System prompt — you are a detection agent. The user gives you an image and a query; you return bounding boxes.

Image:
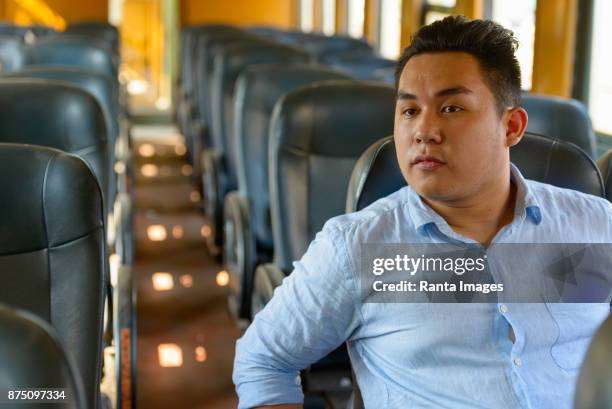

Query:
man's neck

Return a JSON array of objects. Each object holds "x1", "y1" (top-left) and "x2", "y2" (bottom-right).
[{"x1": 422, "y1": 180, "x2": 517, "y2": 246}]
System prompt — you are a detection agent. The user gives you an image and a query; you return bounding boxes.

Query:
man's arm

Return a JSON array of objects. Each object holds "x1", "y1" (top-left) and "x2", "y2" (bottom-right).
[{"x1": 233, "y1": 224, "x2": 361, "y2": 409}]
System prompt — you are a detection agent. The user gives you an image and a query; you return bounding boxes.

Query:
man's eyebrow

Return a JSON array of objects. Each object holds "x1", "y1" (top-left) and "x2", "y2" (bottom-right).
[
  {"x1": 396, "y1": 86, "x2": 474, "y2": 100},
  {"x1": 435, "y1": 86, "x2": 473, "y2": 97}
]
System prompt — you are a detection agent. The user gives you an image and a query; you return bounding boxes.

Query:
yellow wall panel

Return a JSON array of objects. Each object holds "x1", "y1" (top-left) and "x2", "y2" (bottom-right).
[
  {"x1": 531, "y1": 0, "x2": 577, "y2": 97},
  {"x1": 2, "y1": 0, "x2": 106, "y2": 28},
  {"x1": 45, "y1": 0, "x2": 107, "y2": 22},
  {"x1": 453, "y1": 0, "x2": 483, "y2": 19},
  {"x1": 400, "y1": 0, "x2": 422, "y2": 50},
  {"x1": 180, "y1": 0, "x2": 296, "y2": 29}
]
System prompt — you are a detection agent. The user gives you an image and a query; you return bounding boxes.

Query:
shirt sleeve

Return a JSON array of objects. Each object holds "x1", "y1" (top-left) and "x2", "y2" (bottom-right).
[{"x1": 233, "y1": 222, "x2": 361, "y2": 408}]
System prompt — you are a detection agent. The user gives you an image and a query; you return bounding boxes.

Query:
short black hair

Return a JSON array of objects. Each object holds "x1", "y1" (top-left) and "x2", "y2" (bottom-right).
[{"x1": 395, "y1": 15, "x2": 522, "y2": 115}]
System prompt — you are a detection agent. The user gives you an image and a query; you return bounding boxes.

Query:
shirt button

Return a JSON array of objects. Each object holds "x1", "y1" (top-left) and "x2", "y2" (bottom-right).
[
  {"x1": 499, "y1": 304, "x2": 509, "y2": 313},
  {"x1": 513, "y1": 357, "x2": 522, "y2": 367}
]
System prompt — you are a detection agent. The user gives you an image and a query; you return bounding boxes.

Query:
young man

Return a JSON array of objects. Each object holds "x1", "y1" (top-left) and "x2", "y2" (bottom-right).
[{"x1": 233, "y1": 16, "x2": 612, "y2": 408}]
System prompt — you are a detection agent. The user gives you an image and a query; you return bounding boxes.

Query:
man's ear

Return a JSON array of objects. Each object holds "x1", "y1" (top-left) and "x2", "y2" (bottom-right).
[{"x1": 505, "y1": 107, "x2": 528, "y2": 147}]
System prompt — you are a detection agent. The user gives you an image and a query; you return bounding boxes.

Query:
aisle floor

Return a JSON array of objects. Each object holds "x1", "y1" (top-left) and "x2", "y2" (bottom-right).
[{"x1": 132, "y1": 125, "x2": 241, "y2": 409}]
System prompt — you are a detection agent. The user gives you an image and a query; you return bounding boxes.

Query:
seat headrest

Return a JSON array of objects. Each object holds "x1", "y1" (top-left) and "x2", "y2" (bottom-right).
[
  {"x1": 0, "y1": 79, "x2": 108, "y2": 201},
  {"x1": 234, "y1": 65, "x2": 353, "y2": 248},
  {"x1": 0, "y1": 306, "x2": 85, "y2": 409},
  {"x1": 0, "y1": 143, "x2": 103, "y2": 254},
  {"x1": 523, "y1": 93, "x2": 596, "y2": 158},
  {"x1": 270, "y1": 81, "x2": 396, "y2": 271},
  {"x1": 65, "y1": 22, "x2": 119, "y2": 49},
  {"x1": 1, "y1": 67, "x2": 117, "y2": 130},
  {"x1": 236, "y1": 64, "x2": 353, "y2": 115},
  {"x1": 331, "y1": 55, "x2": 397, "y2": 81},
  {"x1": 271, "y1": 80, "x2": 396, "y2": 158},
  {"x1": 211, "y1": 41, "x2": 310, "y2": 155},
  {"x1": 299, "y1": 35, "x2": 373, "y2": 61},
  {"x1": 347, "y1": 132, "x2": 604, "y2": 213},
  {"x1": 24, "y1": 38, "x2": 115, "y2": 77}
]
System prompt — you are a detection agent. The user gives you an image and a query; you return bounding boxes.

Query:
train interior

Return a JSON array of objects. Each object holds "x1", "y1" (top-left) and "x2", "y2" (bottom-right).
[{"x1": 0, "y1": 0, "x2": 612, "y2": 408}]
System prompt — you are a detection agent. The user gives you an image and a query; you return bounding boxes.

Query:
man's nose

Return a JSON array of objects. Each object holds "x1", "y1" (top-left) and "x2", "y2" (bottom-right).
[{"x1": 413, "y1": 111, "x2": 442, "y2": 144}]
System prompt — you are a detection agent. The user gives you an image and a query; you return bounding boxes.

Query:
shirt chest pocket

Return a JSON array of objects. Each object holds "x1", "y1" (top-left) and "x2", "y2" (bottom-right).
[{"x1": 546, "y1": 303, "x2": 610, "y2": 371}]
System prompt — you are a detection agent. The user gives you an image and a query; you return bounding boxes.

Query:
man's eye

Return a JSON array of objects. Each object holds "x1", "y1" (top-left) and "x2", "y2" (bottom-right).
[
  {"x1": 442, "y1": 105, "x2": 462, "y2": 113},
  {"x1": 402, "y1": 108, "x2": 417, "y2": 117}
]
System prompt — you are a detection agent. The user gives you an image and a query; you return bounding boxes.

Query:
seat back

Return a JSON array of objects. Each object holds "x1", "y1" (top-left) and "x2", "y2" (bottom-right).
[
  {"x1": 0, "y1": 144, "x2": 105, "y2": 409},
  {"x1": 575, "y1": 314, "x2": 612, "y2": 409},
  {"x1": 235, "y1": 64, "x2": 352, "y2": 250},
  {"x1": 65, "y1": 22, "x2": 120, "y2": 55},
  {"x1": 284, "y1": 32, "x2": 374, "y2": 62},
  {"x1": 0, "y1": 305, "x2": 86, "y2": 409},
  {"x1": 0, "y1": 24, "x2": 32, "y2": 40},
  {"x1": 24, "y1": 37, "x2": 116, "y2": 78},
  {"x1": 347, "y1": 132, "x2": 604, "y2": 213},
  {"x1": 1, "y1": 67, "x2": 119, "y2": 207},
  {"x1": 598, "y1": 149, "x2": 612, "y2": 201},
  {"x1": 192, "y1": 29, "x2": 252, "y2": 142},
  {"x1": 323, "y1": 51, "x2": 396, "y2": 81},
  {"x1": 269, "y1": 81, "x2": 396, "y2": 271},
  {"x1": 211, "y1": 41, "x2": 310, "y2": 187},
  {"x1": 0, "y1": 35, "x2": 24, "y2": 72},
  {"x1": 523, "y1": 94, "x2": 596, "y2": 158},
  {"x1": 0, "y1": 79, "x2": 109, "y2": 211}
]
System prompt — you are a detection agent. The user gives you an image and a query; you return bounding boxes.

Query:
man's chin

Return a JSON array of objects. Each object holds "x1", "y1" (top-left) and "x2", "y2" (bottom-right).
[{"x1": 410, "y1": 184, "x2": 458, "y2": 203}]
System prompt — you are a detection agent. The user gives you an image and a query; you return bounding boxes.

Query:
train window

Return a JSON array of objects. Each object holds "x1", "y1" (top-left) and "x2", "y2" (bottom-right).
[
  {"x1": 588, "y1": 0, "x2": 612, "y2": 134},
  {"x1": 322, "y1": 0, "x2": 336, "y2": 35},
  {"x1": 489, "y1": 0, "x2": 536, "y2": 90},
  {"x1": 379, "y1": 0, "x2": 402, "y2": 59},
  {"x1": 301, "y1": 0, "x2": 314, "y2": 32},
  {"x1": 348, "y1": 0, "x2": 366, "y2": 38},
  {"x1": 422, "y1": 0, "x2": 456, "y2": 25}
]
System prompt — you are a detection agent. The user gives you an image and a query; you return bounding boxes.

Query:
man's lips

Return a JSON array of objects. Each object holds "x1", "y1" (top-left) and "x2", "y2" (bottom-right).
[{"x1": 411, "y1": 155, "x2": 445, "y2": 170}]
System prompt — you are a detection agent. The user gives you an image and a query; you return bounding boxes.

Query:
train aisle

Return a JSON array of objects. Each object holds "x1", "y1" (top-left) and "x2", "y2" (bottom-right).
[{"x1": 131, "y1": 123, "x2": 241, "y2": 409}]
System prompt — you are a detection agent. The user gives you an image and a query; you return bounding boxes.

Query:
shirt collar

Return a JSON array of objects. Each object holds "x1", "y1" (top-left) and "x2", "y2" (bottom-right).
[{"x1": 405, "y1": 163, "x2": 543, "y2": 237}]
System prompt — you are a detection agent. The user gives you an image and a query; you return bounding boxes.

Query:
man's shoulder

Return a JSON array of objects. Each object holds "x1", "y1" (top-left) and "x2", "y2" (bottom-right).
[
  {"x1": 322, "y1": 186, "x2": 415, "y2": 239},
  {"x1": 526, "y1": 179, "x2": 611, "y2": 216}
]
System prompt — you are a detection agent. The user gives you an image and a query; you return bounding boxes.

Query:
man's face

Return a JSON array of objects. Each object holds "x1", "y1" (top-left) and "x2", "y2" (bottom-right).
[{"x1": 394, "y1": 52, "x2": 511, "y2": 203}]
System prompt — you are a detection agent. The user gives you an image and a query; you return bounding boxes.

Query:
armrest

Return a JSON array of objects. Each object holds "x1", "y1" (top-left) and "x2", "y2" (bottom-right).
[
  {"x1": 113, "y1": 264, "x2": 136, "y2": 409},
  {"x1": 252, "y1": 263, "x2": 286, "y2": 317},
  {"x1": 113, "y1": 191, "x2": 134, "y2": 266},
  {"x1": 201, "y1": 149, "x2": 228, "y2": 258},
  {"x1": 223, "y1": 191, "x2": 256, "y2": 320}
]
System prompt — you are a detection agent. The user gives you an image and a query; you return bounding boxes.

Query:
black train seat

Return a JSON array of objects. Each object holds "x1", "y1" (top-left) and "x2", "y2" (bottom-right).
[
  {"x1": 0, "y1": 79, "x2": 136, "y2": 409},
  {"x1": 0, "y1": 305, "x2": 86, "y2": 409},
  {"x1": 0, "y1": 79, "x2": 109, "y2": 209},
  {"x1": 598, "y1": 149, "x2": 612, "y2": 201},
  {"x1": 223, "y1": 64, "x2": 352, "y2": 321},
  {"x1": 65, "y1": 21, "x2": 120, "y2": 57},
  {"x1": 250, "y1": 81, "x2": 396, "y2": 402},
  {"x1": 176, "y1": 25, "x2": 244, "y2": 140},
  {"x1": 322, "y1": 51, "x2": 397, "y2": 81},
  {"x1": 0, "y1": 143, "x2": 105, "y2": 409},
  {"x1": 523, "y1": 93, "x2": 597, "y2": 159},
  {"x1": 24, "y1": 36, "x2": 117, "y2": 79},
  {"x1": 278, "y1": 31, "x2": 374, "y2": 62},
  {"x1": 201, "y1": 40, "x2": 310, "y2": 257},
  {"x1": 186, "y1": 28, "x2": 256, "y2": 180}
]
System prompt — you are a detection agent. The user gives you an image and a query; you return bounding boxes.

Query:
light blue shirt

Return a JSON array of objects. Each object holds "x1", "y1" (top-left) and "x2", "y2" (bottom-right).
[{"x1": 233, "y1": 165, "x2": 612, "y2": 409}]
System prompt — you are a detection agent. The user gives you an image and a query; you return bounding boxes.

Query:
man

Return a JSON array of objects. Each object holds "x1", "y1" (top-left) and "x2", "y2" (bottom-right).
[{"x1": 233, "y1": 16, "x2": 612, "y2": 408}]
